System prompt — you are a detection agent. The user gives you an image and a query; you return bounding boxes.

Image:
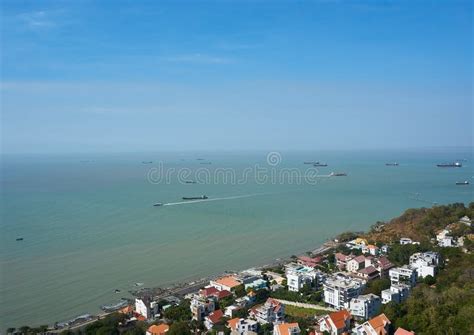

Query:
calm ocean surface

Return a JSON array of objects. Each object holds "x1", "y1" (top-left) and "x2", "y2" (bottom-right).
[{"x1": 1, "y1": 149, "x2": 473, "y2": 329}]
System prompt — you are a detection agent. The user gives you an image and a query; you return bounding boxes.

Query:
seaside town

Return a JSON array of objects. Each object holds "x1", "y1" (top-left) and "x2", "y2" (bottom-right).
[{"x1": 6, "y1": 203, "x2": 474, "y2": 335}]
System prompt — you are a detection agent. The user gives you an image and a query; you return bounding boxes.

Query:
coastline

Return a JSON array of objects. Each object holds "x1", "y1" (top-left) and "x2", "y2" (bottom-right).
[{"x1": 45, "y1": 238, "x2": 339, "y2": 332}]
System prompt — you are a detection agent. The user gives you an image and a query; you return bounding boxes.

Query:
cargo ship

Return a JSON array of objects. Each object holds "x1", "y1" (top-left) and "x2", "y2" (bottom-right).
[
  {"x1": 330, "y1": 172, "x2": 347, "y2": 176},
  {"x1": 456, "y1": 181, "x2": 469, "y2": 185},
  {"x1": 385, "y1": 162, "x2": 399, "y2": 166},
  {"x1": 153, "y1": 203, "x2": 163, "y2": 207},
  {"x1": 182, "y1": 195, "x2": 208, "y2": 200},
  {"x1": 437, "y1": 162, "x2": 462, "y2": 167},
  {"x1": 313, "y1": 163, "x2": 328, "y2": 167}
]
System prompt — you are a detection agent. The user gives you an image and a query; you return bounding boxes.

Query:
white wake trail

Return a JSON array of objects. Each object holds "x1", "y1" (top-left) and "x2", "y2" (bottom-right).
[{"x1": 163, "y1": 193, "x2": 266, "y2": 206}]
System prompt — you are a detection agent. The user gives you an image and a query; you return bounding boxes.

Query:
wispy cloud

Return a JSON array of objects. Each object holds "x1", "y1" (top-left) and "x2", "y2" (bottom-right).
[
  {"x1": 160, "y1": 53, "x2": 234, "y2": 64},
  {"x1": 17, "y1": 10, "x2": 56, "y2": 29}
]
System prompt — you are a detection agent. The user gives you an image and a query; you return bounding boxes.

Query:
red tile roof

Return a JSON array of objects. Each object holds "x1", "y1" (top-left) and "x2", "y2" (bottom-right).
[
  {"x1": 395, "y1": 327, "x2": 415, "y2": 335},
  {"x1": 368, "y1": 313, "x2": 391, "y2": 334},
  {"x1": 227, "y1": 317, "x2": 240, "y2": 330},
  {"x1": 147, "y1": 324, "x2": 169, "y2": 335},
  {"x1": 207, "y1": 309, "x2": 224, "y2": 324},
  {"x1": 200, "y1": 286, "x2": 219, "y2": 297},
  {"x1": 329, "y1": 309, "x2": 351, "y2": 330},
  {"x1": 358, "y1": 265, "x2": 379, "y2": 275},
  {"x1": 214, "y1": 289, "x2": 232, "y2": 299}
]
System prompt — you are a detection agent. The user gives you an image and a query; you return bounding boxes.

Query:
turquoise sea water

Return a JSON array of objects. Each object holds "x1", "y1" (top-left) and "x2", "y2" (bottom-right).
[{"x1": 1, "y1": 149, "x2": 473, "y2": 329}]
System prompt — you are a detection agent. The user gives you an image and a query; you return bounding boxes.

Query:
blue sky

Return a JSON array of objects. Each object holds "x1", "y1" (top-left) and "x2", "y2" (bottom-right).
[{"x1": 1, "y1": 0, "x2": 472, "y2": 153}]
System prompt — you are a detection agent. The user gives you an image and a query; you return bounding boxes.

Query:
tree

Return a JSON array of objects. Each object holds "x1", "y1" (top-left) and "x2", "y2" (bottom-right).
[
  {"x1": 423, "y1": 275, "x2": 436, "y2": 286},
  {"x1": 234, "y1": 284, "x2": 246, "y2": 298},
  {"x1": 7, "y1": 328, "x2": 16, "y2": 335},
  {"x1": 167, "y1": 321, "x2": 192, "y2": 335},
  {"x1": 19, "y1": 326, "x2": 31, "y2": 334}
]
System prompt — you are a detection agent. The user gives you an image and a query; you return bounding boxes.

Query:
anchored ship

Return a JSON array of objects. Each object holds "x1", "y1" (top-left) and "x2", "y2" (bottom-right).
[
  {"x1": 182, "y1": 195, "x2": 208, "y2": 200},
  {"x1": 437, "y1": 162, "x2": 462, "y2": 167}
]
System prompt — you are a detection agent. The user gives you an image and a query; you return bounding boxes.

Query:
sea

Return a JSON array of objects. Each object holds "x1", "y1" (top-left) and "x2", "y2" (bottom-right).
[{"x1": 1, "y1": 148, "x2": 473, "y2": 329}]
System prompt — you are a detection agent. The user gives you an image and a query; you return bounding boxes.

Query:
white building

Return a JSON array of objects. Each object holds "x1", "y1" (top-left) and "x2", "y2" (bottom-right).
[
  {"x1": 389, "y1": 266, "x2": 417, "y2": 287},
  {"x1": 273, "y1": 322, "x2": 301, "y2": 335},
  {"x1": 323, "y1": 273, "x2": 366, "y2": 309},
  {"x1": 227, "y1": 318, "x2": 258, "y2": 334},
  {"x1": 459, "y1": 216, "x2": 471, "y2": 226},
  {"x1": 347, "y1": 256, "x2": 366, "y2": 273},
  {"x1": 381, "y1": 284, "x2": 411, "y2": 304},
  {"x1": 285, "y1": 263, "x2": 318, "y2": 292},
  {"x1": 399, "y1": 238, "x2": 419, "y2": 245},
  {"x1": 249, "y1": 298, "x2": 285, "y2": 325},
  {"x1": 135, "y1": 297, "x2": 158, "y2": 320},
  {"x1": 352, "y1": 313, "x2": 391, "y2": 335},
  {"x1": 190, "y1": 294, "x2": 216, "y2": 321},
  {"x1": 346, "y1": 293, "x2": 381, "y2": 320},
  {"x1": 409, "y1": 251, "x2": 440, "y2": 278}
]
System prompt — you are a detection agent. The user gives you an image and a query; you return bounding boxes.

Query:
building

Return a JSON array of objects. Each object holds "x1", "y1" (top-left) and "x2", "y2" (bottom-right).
[
  {"x1": 399, "y1": 238, "x2": 419, "y2": 245},
  {"x1": 249, "y1": 298, "x2": 285, "y2": 324},
  {"x1": 346, "y1": 294, "x2": 381, "y2": 320},
  {"x1": 409, "y1": 251, "x2": 440, "y2": 278},
  {"x1": 394, "y1": 327, "x2": 415, "y2": 335},
  {"x1": 373, "y1": 256, "x2": 394, "y2": 278},
  {"x1": 353, "y1": 313, "x2": 391, "y2": 335},
  {"x1": 146, "y1": 324, "x2": 169, "y2": 335},
  {"x1": 357, "y1": 266, "x2": 380, "y2": 281},
  {"x1": 459, "y1": 215, "x2": 471, "y2": 226},
  {"x1": 204, "y1": 309, "x2": 224, "y2": 330},
  {"x1": 244, "y1": 278, "x2": 268, "y2": 291},
  {"x1": 266, "y1": 271, "x2": 286, "y2": 285},
  {"x1": 210, "y1": 276, "x2": 242, "y2": 291},
  {"x1": 273, "y1": 322, "x2": 301, "y2": 335},
  {"x1": 318, "y1": 309, "x2": 352, "y2": 335},
  {"x1": 362, "y1": 244, "x2": 379, "y2": 256},
  {"x1": 389, "y1": 266, "x2": 417, "y2": 287},
  {"x1": 323, "y1": 273, "x2": 366, "y2": 309},
  {"x1": 381, "y1": 245, "x2": 390, "y2": 254},
  {"x1": 381, "y1": 284, "x2": 411, "y2": 304},
  {"x1": 347, "y1": 256, "x2": 366, "y2": 273},
  {"x1": 135, "y1": 297, "x2": 158, "y2": 319},
  {"x1": 190, "y1": 294, "x2": 216, "y2": 321},
  {"x1": 335, "y1": 253, "x2": 353, "y2": 270},
  {"x1": 297, "y1": 255, "x2": 322, "y2": 267},
  {"x1": 286, "y1": 263, "x2": 318, "y2": 292},
  {"x1": 227, "y1": 318, "x2": 258, "y2": 334}
]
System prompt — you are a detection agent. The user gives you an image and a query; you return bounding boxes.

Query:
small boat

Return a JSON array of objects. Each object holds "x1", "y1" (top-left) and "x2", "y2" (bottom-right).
[
  {"x1": 437, "y1": 162, "x2": 462, "y2": 167},
  {"x1": 16, "y1": 237, "x2": 24, "y2": 241},
  {"x1": 385, "y1": 162, "x2": 399, "y2": 166},
  {"x1": 142, "y1": 161, "x2": 153, "y2": 164},
  {"x1": 114, "y1": 289, "x2": 121, "y2": 293},
  {"x1": 200, "y1": 162, "x2": 212, "y2": 165},
  {"x1": 182, "y1": 195, "x2": 208, "y2": 200},
  {"x1": 153, "y1": 203, "x2": 163, "y2": 207},
  {"x1": 185, "y1": 180, "x2": 197, "y2": 184},
  {"x1": 134, "y1": 282, "x2": 144, "y2": 287},
  {"x1": 456, "y1": 181, "x2": 469, "y2": 185}
]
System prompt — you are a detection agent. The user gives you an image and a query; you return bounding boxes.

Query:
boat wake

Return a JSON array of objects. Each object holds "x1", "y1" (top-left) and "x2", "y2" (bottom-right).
[{"x1": 163, "y1": 193, "x2": 267, "y2": 206}]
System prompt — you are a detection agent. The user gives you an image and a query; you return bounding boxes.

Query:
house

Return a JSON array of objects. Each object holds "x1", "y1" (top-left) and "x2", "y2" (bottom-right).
[
  {"x1": 244, "y1": 278, "x2": 268, "y2": 291},
  {"x1": 318, "y1": 309, "x2": 352, "y2": 335},
  {"x1": 389, "y1": 266, "x2": 417, "y2": 287},
  {"x1": 357, "y1": 266, "x2": 380, "y2": 281},
  {"x1": 459, "y1": 215, "x2": 471, "y2": 226},
  {"x1": 249, "y1": 298, "x2": 285, "y2": 324},
  {"x1": 266, "y1": 271, "x2": 286, "y2": 285},
  {"x1": 190, "y1": 294, "x2": 216, "y2": 321},
  {"x1": 335, "y1": 253, "x2": 353, "y2": 270},
  {"x1": 135, "y1": 297, "x2": 158, "y2": 319},
  {"x1": 347, "y1": 255, "x2": 367, "y2": 273},
  {"x1": 297, "y1": 255, "x2": 322, "y2": 267},
  {"x1": 286, "y1": 263, "x2": 318, "y2": 292},
  {"x1": 273, "y1": 322, "x2": 301, "y2": 335},
  {"x1": 381, "y1": 245, "x2": 390, "y2": 254},
  {"x1": 373, "y1": 256, "x2": 394, "y2": 278},
  {"x1": 353, "y1": 313, "x2": 391, "y2": 335},
  {"x1": 227, "y1": 318, "x2": 258, "y2": 334},
  {"x1": 394, "y1": 327, "x2": 415, "y2": 335},
  {"x1": 400, "y1": 238, "x2": 419, "y2": 245},
  {"x1": 346, "y1": 294, "x2": 381, "y2": 320},
  {"x1": 210, "y1": 276, "x2": 242, "y2": 291},
  {"x1": 235, "y1": 291, "x2": 257, "y2": 307},
  {"x1": 323, "y1": 273, "x2": 366, "y2": 309},
  {"x1": 225, "y1": 305, "x2": 242, "y2": 318},
  {"x1": 409, "y1": 251, "x2": 440, "y2": 278},
  {"x1": 146, "y1": 324, "x2": 169, "y2": 335},
  {"x1": 204, "y1": 309, "x2": 224, "y2": 330},
  {"x1": 362, "y1": 245, "x2": 379, "y2": 256},
  {"x1": 381, "y1": 284, "x2": 411, "y2": 304}
]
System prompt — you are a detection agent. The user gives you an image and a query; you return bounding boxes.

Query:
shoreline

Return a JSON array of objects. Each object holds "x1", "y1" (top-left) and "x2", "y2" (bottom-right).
[{"x1": 45, "y1": 238, "x2": 339, "y2": 332}]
